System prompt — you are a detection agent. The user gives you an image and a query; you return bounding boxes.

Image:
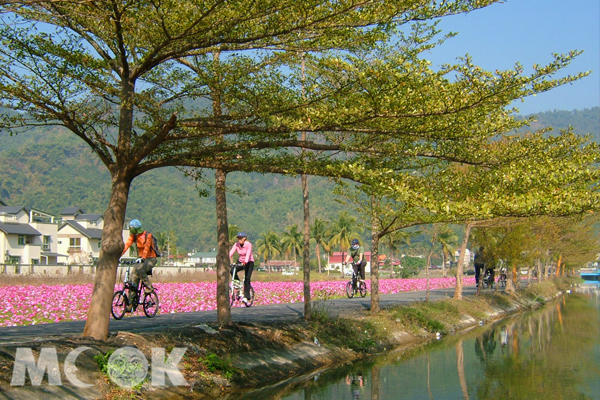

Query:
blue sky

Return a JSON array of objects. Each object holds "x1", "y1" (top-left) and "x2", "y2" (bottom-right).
[{"x1": 426, "y1": 0, "x2": 599, "y2": 115}]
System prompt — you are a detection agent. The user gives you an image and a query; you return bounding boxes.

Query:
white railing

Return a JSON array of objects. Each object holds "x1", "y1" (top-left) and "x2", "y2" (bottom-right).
[{"x1": 0, "y1": 263, "x2": 213, "y2": 276}]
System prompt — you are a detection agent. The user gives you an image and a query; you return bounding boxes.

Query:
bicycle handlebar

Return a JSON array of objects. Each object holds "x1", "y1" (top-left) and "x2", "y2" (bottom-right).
[{"x1": 343, "y1": 261, "x2": 361, "y2": 266}]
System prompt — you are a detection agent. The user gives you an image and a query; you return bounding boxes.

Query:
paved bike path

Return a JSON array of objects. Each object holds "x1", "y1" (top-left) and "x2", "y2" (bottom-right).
[{"x1": 0, "y1": 285, "x2": 479, "y2": 343}]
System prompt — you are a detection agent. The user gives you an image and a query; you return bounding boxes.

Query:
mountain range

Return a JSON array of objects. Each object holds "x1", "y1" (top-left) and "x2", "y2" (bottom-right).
[{"x1": 1, "y1": 107, "x2": 598, "y2": 251}]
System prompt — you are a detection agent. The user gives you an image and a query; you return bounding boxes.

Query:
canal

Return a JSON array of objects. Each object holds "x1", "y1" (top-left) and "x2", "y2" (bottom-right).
[{"x1": 242, "y1": 282, "x2": 600, "y2": 400}]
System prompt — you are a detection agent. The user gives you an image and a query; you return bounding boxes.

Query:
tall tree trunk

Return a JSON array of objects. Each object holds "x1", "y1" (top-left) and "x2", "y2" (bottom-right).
[
  {"x1": 83, "y1": 75, "x2": 136, "y2": 341},
  {"x1": 82, "y1": 179, "x2": 130, "y2": 340},
  {"x1": 505, "y1": 262, "x2": 516, "y2": 293},
  {"x1": 316, "y1": 244, "x2": 322, "y2": 274},
  {"x1": 456, "y1": 340, "x2": 470, "y2": 400},
  {"x1": 371, "y1": 234, "x2": 380, "y2": 313},
  {"x1": 215, "y1": 169, "x2": 231, "y2": 326},
  {"x1": 453, "y1": 223, "x2": 473, "y2": 300},
  {"x1": 300, "y1": 52, "x2": 311, "y2": 319},
  {"x1": 426, "y1": 236, "x2": 435, "y2": 302},
  {"x1": 302, "y1": 172, "x2": 311, "y2": 319},
  {"x1": 427, "y1": 354, "x2": 433, "y2": 400},
  {"x1": 371, "y1": 365, "x2": 380, "y2": 400},
  {"x1": 440, "y1": 250, "x2": 445, "y2": 278},
  {"x1": 370, "y1": 198, "x2": 381, "y2": 314},
  {"x1": 442, "y1": 249, "x2": 448, "y2": 278},
  {"x1": 211, "y1": 52, "x2": 231, "y2": 326}
]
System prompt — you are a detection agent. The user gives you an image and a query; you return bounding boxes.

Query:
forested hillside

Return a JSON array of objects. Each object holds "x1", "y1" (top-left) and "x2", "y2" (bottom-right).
[
  {"x1": 522, "y1": 107, "x2": 599, "y2": 141},
  {"x1": 0, "y1": 128, "x2": 348, "y2": 251},
  {"x1": 1, "y1": 107, "x2": 598, "y2": 252}
]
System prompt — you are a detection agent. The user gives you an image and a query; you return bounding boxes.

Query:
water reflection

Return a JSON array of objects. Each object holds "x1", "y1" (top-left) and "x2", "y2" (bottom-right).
[{"x1": 242, "y1": 285, "x2": 600, "y2": 400}]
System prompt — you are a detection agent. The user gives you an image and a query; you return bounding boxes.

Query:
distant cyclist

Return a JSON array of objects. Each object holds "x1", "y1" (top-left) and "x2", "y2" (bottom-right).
[
  {"x1": 121, "y1": 219, "x2": 158, "y2": 310},
  {"x1": 229, "y1": 231, "x2": 255, "y2": 305},
  {"x1": 344, "y1": 238, "x2": 366, "y2": 282},
  {"x1": 474, "y1": 246, "x2": 485, "y2": 287}
]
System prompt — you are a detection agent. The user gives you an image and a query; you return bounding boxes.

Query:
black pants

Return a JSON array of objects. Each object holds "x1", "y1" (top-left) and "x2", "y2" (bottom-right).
[
  {"x1": 475, "y1": 264, "x2": 484, "y2": 285},
  {"x1": 232, "y1": 261, "x2": 254, "y2": 299},
  {"x1": 353, "y1": 260, "x2": 366, "y2": 280}
]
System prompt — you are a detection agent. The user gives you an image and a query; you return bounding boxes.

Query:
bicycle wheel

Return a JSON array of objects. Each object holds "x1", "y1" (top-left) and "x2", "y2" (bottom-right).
[
  {"x1": 111, "y1": 291, "x2": 127, "y2": 320},
  {"x1": 358, "y1": 281, "x2": 367, "y2": 298},
  {"x1": 244, "y1": 287, "x2": 255, "y2": 307},
  {"x1": 346, "y1": 281, "x2": 355, "y2": 298},
  {"x1": 143, "y1": 291, "x2": 159, "y2": 318}
]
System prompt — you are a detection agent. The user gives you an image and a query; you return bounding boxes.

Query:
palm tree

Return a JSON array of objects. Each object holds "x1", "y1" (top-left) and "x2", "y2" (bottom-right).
[
  {"x1": 329, "y1": 211, "x2": 362, "y2": 277},
  {"x1": 380, "y1": 231, "x2": 411, "y2": 278},
  {"x1": 437, "y1": 225, "x2": 458, "y2": 278},
  {"x1": 228, "y1": 224, "x2": 240, "y2": 245},
  {"x1": 281, "y1": 224, "x2": 303, "y2": 269},
  {"x1": 256, "y1": 230, "x2": 282, "y2": 273},
  {"x1": 310, "y1": 218, "x2": 331, "y2": 274}
]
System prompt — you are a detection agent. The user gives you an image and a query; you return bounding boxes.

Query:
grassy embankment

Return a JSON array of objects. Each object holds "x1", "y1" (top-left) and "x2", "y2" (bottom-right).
[{"x1": 100, "y1": 277, "x2": 575, "y2": 398}]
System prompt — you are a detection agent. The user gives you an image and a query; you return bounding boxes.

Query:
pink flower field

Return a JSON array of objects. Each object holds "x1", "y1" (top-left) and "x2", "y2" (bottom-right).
[{"x1": 0, "y1": 277, "x2": 474, "y2": 327}]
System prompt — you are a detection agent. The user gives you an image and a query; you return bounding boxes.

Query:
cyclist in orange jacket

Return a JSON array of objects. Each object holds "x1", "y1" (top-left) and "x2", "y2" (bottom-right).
[{"x1": 121, "y1": 219, "x2": 158, "y2": 310}]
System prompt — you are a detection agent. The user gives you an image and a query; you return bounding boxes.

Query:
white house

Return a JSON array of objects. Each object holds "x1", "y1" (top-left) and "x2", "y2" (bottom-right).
[
  {"x1": 185, "y1": 251, "x2": 217, "y2": 267},
  {"x1": 327, "y1": 252, "x2": 372, "y2": 275},
  {"x1": 0, "y1": 206, "x2": 65, "y2": 265},
  {"x1": 29, "y1": 208, "x2": 63, "y2": 265},
  {"x1": 454, "y1": 248, "x2": 472, "y2": 268},
  {"x1": 57, "y1": 208, "x2": 104, "y2": 265},
  {"x1": 0, "y1": 202, "x2": 153, "y2": 272}
]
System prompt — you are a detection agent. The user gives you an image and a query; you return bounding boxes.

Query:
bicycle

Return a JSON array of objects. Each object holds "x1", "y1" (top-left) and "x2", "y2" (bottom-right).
[
  {"x1": 345, "y1": 263, "x2": 367, "y2": 299},
  {"x1": 229, "y1": 262, "x2": 255, "y2": 307},
  {"x1": 482, "y1": 268, "x2": 495, "y2": 289},
  {"x1": 111, "y1": 260, "x2": 160, "y2": 319}
]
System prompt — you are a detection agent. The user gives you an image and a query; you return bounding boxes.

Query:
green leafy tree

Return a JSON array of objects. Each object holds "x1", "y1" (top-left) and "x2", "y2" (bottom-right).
[
  {"x1": 152, "y1": 230, "x2": 178, "y2": 261},
  {"x1": 281, "y1": 224, "x2": 303, "y2": 268},
  {"x1": 437, "y1": 225, "x2": 459, "y2": 278},
  {"x1": 256, "y1": 230, "x2": 282, "y2": 273},
  {"x1": 400, "y1": 256, "x2": 424, "y2": 278},
  {"x1": 2, "y1": 0, "x2": 427, "y2": 335},
  {"x1": 1, "y1": 0, "x2": 594, "y2": 339},
  {"x1": 310, "y1": 218, "x2": 331, "y2": 274},
  {"x1": 380, "y1": 230, "x2": 413, "y2": 278},
  {"x1": 329, "y1": 211, "x2": 362, "y2": 277},
  {"x1": 228, "y1": 224, "x2": 240, "y2": 246}
]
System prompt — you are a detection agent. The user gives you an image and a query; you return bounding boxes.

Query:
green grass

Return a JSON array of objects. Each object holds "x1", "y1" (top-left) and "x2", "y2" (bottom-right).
[{"x1": 200, "y1": 353, "x2": 239, "y2": 380}]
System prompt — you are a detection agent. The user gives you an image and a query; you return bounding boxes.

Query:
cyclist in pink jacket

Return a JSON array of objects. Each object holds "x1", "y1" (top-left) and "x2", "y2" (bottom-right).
[{"x1": 229, "y1": 231, "x2": 255, "y2": 304}]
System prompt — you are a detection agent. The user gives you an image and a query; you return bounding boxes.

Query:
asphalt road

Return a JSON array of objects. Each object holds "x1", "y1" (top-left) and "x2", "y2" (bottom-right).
[{"x1": 0, "y1": 285, "x2": 480, "y2": 344}]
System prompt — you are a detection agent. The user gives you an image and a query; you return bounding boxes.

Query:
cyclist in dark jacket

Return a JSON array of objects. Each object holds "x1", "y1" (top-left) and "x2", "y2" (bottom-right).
[
  {"x1": 474, "y1": 246, "x2": 485, "y2": 287},
  {"x1": 344, "y1": 238, "x2": 366, "y2": 281}
]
